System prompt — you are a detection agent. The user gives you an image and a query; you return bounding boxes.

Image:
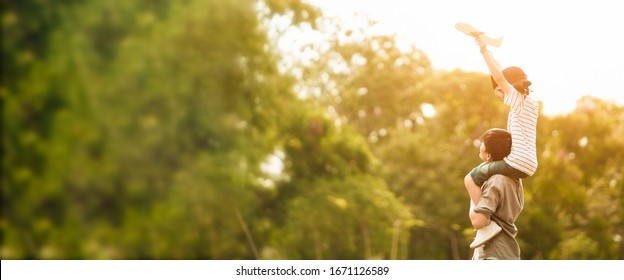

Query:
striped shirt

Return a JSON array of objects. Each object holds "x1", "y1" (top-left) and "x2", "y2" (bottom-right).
[{"x1": 503, "y1": 88, "x2": 538, "y2": 176}]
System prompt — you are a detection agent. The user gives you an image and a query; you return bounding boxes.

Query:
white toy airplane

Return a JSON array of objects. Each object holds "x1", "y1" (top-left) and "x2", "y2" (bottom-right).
[{"x1": 455, "y1": 22, "x2": 503, "y2": 47}]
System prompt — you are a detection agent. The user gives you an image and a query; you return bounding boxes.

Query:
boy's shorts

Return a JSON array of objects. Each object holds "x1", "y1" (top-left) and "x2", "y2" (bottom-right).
[{"x1": 469, "y1": 160, "x2": 528, "y2": 186}]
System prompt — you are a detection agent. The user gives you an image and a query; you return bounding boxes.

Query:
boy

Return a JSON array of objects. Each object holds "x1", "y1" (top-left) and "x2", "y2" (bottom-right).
[{"x1": 465, "y1": 38, "x2": 539, "y2": 249}]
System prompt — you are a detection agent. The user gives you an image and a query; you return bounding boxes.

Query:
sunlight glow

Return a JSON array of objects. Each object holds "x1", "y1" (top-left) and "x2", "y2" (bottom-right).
[
  {"x1": 260, "y1": 150, "x2": 285, "y2": 177},
  {"x1": 578, "y1": 137, "x2": 589, "y2": 148},
  {"x1": 308, "y1": 0, "x2": 624, "y2": 116},
  {"x1": 420, "y1": 103, "x2": 436, "y2": 118}
]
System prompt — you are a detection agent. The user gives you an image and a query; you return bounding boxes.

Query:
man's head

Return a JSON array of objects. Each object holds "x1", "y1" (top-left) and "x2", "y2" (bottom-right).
[
  {"x1": 479, "y1": 128, "x2": 512, "y2": 162},
  {"x1": 490, "y1": 66, "x2": 532, "y2": 95}
]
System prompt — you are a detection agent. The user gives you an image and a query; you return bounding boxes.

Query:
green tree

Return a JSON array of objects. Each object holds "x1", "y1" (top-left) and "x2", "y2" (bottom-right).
[
  {"x1": 273, "y1": 110, "x2": 412, "y2": 259},
  {"x1": 2, "y1": 0, "x2": 319, "y2": 259}
]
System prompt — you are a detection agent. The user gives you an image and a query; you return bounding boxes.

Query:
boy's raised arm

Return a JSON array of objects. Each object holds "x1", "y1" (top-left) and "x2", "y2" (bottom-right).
[{"x1": 477, "y1": 39, "x2": 512, "y2": 95}]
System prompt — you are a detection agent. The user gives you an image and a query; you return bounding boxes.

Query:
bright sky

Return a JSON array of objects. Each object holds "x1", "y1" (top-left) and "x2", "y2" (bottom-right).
[{"x1": 307, "y1": 0, "x2": 624, "y2": 116}]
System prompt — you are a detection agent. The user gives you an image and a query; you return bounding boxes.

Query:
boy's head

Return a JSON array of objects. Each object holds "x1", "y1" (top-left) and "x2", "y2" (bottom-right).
[
  {"x1": 479, "y1": 128, "x2": 512, "y2": 162},
  {"x1": 490, "y1": 66, "x2": 532, "y2": 95}
]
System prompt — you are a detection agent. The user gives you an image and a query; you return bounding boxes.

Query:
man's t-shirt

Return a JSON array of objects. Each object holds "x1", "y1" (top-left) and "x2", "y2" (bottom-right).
[{"x1": 473, "y1": 175, "x2": 525, "y2": 260}]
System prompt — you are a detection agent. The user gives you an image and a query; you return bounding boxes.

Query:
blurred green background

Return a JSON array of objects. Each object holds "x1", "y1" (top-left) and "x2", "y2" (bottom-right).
[{"x1": 2, "y1": 0, "x2": 623, "y2": 259}]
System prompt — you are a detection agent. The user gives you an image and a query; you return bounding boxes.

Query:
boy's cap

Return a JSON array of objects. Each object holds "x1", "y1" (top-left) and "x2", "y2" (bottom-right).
[{"x1": 491, "y1": 66, "x2": 532, "y2": 89}]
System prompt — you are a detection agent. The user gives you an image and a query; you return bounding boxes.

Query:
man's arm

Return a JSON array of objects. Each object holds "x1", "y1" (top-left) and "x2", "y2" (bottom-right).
[
  {"x1": 477, "y1": 39, "x2": 512, "y2": 95},
  {"x1": 469, "y1": 175, "x2": 506, "y2": 230},
  {"x1": 469, "y1": 210, "x2": 489, "y2": 230}
]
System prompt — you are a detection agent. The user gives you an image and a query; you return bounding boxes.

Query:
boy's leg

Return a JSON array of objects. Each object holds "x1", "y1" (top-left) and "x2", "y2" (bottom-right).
[{"x1": 465, "y1": 161, "x2": 514, "y2": 204}]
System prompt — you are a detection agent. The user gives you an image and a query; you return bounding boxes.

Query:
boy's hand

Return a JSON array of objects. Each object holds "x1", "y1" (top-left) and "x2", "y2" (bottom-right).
[{"x1": 475, "y1": 38, "x2": 487, "y2": 53}]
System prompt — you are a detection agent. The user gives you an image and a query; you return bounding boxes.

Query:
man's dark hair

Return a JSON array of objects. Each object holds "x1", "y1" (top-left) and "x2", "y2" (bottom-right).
[{"x1": 481, "y1": 128, "x2": 512, "y2": 161}]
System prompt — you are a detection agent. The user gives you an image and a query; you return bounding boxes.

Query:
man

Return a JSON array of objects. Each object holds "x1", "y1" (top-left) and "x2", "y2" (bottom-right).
[{"x1": 470, "y1": 174, "x2": 524, "y2": 260}]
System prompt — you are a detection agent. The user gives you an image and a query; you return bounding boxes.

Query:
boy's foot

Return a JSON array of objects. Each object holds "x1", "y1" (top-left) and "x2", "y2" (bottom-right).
[{"x1": 470, "y1": 221, "x2": 502, "y2": 249}]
